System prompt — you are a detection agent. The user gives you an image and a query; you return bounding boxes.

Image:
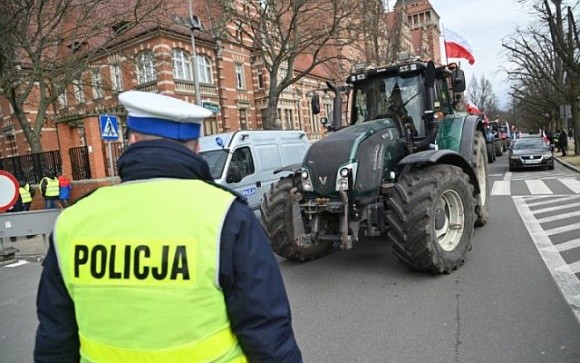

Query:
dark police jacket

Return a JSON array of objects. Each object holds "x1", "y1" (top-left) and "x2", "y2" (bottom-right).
[{"x1": 34, "y1": 139, "x2": 302, "y2": 363}]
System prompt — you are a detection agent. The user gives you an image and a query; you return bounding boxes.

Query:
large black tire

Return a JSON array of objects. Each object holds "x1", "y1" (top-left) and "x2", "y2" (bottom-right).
[
  {"x1": 486, "y1": 143, "x2": 495, "y2": 163},
  {"x1": 473, "y1": 131, "x2": 490, "y2": 227},
  {"x1": 386, "y1": 165, "x2": 476, "y2": 274},
  {"x1": 260, "y1": 176, "x2": 334, "y2": 261},
  {"x1": 495, "y1": 140, "x2": 503, "y2": 156}
]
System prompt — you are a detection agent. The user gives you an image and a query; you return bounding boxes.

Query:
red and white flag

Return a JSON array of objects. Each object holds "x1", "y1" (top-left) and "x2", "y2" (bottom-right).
[
  {"x1": 444, "y1": 27, "x2": 475, "y2": 65},
  {"x1": 542, "y1": 129, "x2": 549, "y2": 143}
]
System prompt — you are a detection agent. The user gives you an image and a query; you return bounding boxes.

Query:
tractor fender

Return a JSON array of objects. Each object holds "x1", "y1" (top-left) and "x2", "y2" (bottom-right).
[
  {"x1": 396, "y1": 149, "x2": 480, "y2": 194},
  {"x1": 459, "y1": 115, "x2": 486, "y2": 161}
]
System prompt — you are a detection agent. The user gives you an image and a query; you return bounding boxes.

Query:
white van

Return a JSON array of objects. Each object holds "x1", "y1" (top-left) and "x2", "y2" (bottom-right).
[{"x1": 199, "y1": 130, "x2": 310, "y2": 211}]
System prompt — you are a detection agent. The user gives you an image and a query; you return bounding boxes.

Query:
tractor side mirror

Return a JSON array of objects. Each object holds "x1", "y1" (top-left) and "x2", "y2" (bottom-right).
[
  {"x1": 320, "y1": 116, "x2": 328, "y2": 126},
  {"x1": 452, "y1": 69, "x2": 466, "y2": 93}
]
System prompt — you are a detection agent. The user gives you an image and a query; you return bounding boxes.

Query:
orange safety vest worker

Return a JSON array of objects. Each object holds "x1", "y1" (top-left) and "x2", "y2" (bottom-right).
[{"x1": 53, "y1": 179, "x2": 247, "y2": 362}]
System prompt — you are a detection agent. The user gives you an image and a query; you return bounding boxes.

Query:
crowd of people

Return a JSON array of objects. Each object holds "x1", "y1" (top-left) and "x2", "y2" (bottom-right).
[{"x1": 8, "y1": 171, "x2": 72, "y2": 213}]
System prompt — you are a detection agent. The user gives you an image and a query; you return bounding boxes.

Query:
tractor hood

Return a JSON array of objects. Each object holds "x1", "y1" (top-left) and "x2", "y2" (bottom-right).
[{"x1": 302, "y1": 119, "x2": 406, "y2": 196}]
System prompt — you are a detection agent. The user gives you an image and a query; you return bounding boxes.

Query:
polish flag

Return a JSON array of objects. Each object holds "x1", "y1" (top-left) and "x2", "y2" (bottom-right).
[
  {"x1": 444, "y1": 27, "x2": 475, "y2": 65},
  {"x1": 542, "y1": 129, "x2": 549, "y2": 143}
]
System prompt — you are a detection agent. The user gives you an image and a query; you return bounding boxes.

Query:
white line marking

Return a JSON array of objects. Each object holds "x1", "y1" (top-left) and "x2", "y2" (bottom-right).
[
  {"x1": 525, "y1": 180, "x2": 553, "y2": 195},
  {"x1": 489, "y1": 173, "x2": 503, "y2": 177},
  {"x1": 513, "y1": 196, "x2": 580, "y2": 323},
  {"x1": 4, "y1": 260, "x2": 29, "y2": 268},
  {"x1": 545, "y1": 223, "x2": 580, "y2": 236},
  {"x1": 532, "y1": 201, "x2": 580, "y2": 215},
  {"x1": 491, "y1": 181, "x2": 511, "y2": 195},
  {"x1": 503, "y1": 172, "x2": 512, "y2": 181},
  {"x1": 563, "y1": 261, "x2": 580, "y2": 274},
  {"x1": 527, "y1": 196, "x2": 577, "y2": 207},
  {"x1": 560, "y1": 179, "x2": 580, "y2": 194},
  {"x1": 537, "y1": 210, "x2": 580, "y2": 223},
  {"x1": 556, "y1": 239, "x2": 580, "y2": 252}
]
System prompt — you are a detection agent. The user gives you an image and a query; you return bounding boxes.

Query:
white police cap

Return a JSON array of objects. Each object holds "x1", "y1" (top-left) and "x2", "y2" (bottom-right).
[{"x1": 119, "y1": 91, "x2": 212, "y2": 141}]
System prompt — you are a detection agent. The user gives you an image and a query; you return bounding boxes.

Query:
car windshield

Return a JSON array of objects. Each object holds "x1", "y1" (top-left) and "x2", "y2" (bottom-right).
[
  {"x1": 513, "y1": 138, "x2": 546, "y2": 150},
  {"x1": 199, "y1": 149, "x2": 229, "y2": 179}
]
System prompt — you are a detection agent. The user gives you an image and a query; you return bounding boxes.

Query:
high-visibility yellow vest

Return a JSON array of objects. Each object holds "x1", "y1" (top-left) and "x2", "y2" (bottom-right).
[
  {"x1": 54, "y1": 179, "x2": 247, "y2": 363},
  {"x1": 19, "y1": 183, "x2": 32, "y2": 203},
  {"x1": 42, "y1": 177, "x2": 59, "y2": 197}
]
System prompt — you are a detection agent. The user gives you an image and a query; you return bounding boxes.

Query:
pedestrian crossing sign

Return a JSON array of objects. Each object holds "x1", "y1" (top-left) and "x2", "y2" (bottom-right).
[{"x1": 99, "y1": 115, "x2": 119, "y2": 141}]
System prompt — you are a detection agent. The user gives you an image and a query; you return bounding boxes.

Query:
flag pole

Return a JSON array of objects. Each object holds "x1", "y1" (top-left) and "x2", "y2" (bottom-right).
[{"x1": 442, "y1": 23, "x2": 449, "y2": 65}]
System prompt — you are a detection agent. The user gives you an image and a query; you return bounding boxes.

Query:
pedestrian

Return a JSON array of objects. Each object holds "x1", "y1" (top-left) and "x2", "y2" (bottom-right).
[
  {"x1": 34, "y1": 91, "x2": 302, "y2": 363},
  {"x1": 559, "y1": 129, "x2": 568, "y2": 156},
  {"x1": 57, "y1": 174, "x2": 72, "y2": 208},
  {"x1": 39, "y1": 171, "x2": 59, "y2": 209},
  {"x1": 19, "y1": 179, "x2": 35, "y2": 211}
]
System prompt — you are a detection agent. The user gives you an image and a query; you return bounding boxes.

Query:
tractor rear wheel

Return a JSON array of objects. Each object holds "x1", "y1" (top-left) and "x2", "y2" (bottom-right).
[
  {"x1": 473, "y1": 131, "x2": 490, "y2": 227},
  {"x1": 260, "y1": 176, "x2": 335, "y2": 261},
  {"x1": 386, "y1": 165, "x2": 476, "y2": 274}
]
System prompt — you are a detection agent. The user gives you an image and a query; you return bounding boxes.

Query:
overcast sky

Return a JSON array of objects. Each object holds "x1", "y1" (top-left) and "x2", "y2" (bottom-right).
[{"x1": 427, "y1": 0, "x2": 537, "y2": 108}]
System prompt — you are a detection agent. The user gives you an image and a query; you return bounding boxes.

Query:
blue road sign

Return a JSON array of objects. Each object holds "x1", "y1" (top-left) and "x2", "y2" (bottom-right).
[{"x1": 99, "y1": 115, "x2": 119, "y2": 141}]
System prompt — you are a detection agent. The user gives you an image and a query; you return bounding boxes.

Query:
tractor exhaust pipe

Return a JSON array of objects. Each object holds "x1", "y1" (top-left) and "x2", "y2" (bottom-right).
[{"x1": 326, "y1": 81, "x2": 343, "y2": 131}]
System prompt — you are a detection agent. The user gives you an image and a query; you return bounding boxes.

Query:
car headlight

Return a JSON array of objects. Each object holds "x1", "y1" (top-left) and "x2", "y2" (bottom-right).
[
  {"x1": 301, "y1": 168, "x2": 313, "y2": 192},
  {"x1": 335, "y1": 162, "x2": 358, "y2": 191},
  {"x1": 509, "y1": 155, "x2": 519, "y2": 160},
  {"x1": 543, "y1": 152, "x2": 553, "y2": 159}
]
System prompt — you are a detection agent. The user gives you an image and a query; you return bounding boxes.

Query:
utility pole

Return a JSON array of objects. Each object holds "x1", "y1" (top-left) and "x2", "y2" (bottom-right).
[{"x1": 188, "y1": 0, "x2": 202, "y2": 106}]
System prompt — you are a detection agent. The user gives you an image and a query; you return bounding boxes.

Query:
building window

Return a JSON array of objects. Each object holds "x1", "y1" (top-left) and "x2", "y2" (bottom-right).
[
  {"x1": 284, "y1": 109, "x2": 293, "y2": 130},
  {"x1": 73, "y1": 79, "x2": 84, "y2": 103},
  {"x1": 172, "y1": 49, "x2": 192, "y2": 81},
  {"x1": 325, "y1": 102, "x2": 333, "y2": 125},
  {"x1": 258, "y1": 73, "x2": 264, "y2": 89},
  {"x1": 235, "y1": 63, "x2": 245, "y2": 89},
  {"x1": 110, "y1": 64, "x2": 124, "y2": 91},
  {"x1": 239, "y1": 108, "x2": 248, "y2": 130},
  {"x1": 196, "y1": 55, "x2": 212, "y2": 84},
  {"x1": 92, "y1": 69, "x2": 103, "y2": 99},
  {"x1": 136, "y1": 51, "x2": 157, "y2": 84},
  {"x1": 58, "y1": 92, "x2": 68, "y2": 108}
]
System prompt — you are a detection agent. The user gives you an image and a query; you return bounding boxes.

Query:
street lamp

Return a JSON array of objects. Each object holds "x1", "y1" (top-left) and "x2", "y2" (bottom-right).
[{"x1": 188, "y1": 0, "x2": 202, "y2": 106}]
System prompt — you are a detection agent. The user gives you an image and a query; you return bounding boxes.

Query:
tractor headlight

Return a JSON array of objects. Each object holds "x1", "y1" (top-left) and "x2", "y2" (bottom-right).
[
  {"x1": 301, "y1": 168, "x2": 313, "y2": 191},
  {"x1": 335, "y1": 162, "x2": 358, "y2": 191}
]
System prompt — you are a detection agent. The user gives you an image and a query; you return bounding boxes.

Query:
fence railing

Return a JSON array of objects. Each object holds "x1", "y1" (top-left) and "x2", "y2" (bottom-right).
[
  {"x1": 104, "y1": 142, "x2": 126, "y2": 177},
  {"x1": 0, "y1": 151, "x2": 61, "y2": 184},
  {"x1": 69, "y1": 146, "x2": 91, "y2": 180}
]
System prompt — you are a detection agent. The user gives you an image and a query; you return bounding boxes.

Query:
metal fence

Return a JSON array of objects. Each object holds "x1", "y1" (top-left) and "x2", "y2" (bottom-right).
[
  {"x1": 104, "y1": 142, "x2": 126, "y2": 177},
  {"x1": 69, "y1": 146, "x2": 91, "y2": 180},
  {"x1": 0, "y1": 151, "x2": 61, "y2": 183}
]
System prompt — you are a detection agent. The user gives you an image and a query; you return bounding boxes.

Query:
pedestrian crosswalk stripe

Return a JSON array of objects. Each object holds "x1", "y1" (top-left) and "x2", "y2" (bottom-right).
[
  {"x1": 4, "y1": 260, "x2": 28, "y2": 268},
  {"x1": 545, "y1": 222, "x2": 580, "y2": 236},
  {"x1": 532, "y1": 201, "x2": 580, "y2": 214},
  {"x1": 527, "y1": 196, "x2": 575, "y2": 207},
  {"x1": 560, "y1": 179, "x2": 580, "y2": 194},
  {"x1": 491, "y1": 180, "x2": 511, "y2": 195},
  {"x1": 564, "y1": 260, "x2": 580, "y2": 274},
  {"x1": 555, "y1": 238, "x2": 580, "y2": 252},
  {"x1": 537, "y1": 210, "x2": 580, "y2": 223},
  {"x1": 508, "y1": 172, "x2": 576, "y2": 181},
  {"x1": 525, "y1": 180, "x2": 553, "y2": 195}
]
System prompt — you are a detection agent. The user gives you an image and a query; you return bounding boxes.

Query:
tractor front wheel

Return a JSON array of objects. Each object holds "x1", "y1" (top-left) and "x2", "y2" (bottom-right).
[
  {"x1": 260, "y1": 176, "x2": 335, "y2": 261},
  {"x1": 386, "y1": 165, "x2": 476, "y2": 274}
]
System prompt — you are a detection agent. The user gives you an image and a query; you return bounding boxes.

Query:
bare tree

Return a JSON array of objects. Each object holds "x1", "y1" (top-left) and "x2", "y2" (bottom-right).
[
  {"x1": 467, "y1": 74, "x2": 499, "y2": 119},
  {"x1": 216, "y1": 0, "x2": 361, "y2": 129},
  {"x1": 0, "y1": 0, "x2": 166, "y2": 153}
]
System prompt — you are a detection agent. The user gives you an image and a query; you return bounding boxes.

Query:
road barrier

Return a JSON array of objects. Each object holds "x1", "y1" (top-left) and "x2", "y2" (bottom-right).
[{"x1": 0, "y1": 209, "x2": 61, "y2": 260}]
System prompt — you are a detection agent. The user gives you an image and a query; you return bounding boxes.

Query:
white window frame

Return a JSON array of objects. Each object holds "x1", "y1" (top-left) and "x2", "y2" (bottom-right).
[
  {"x1": 58, "y1": 92, "x2": 68, "y2": 108},
  {"x1": 172, "y1": 49, "x2": 193, "y2": 81},
  {"x1": 235, "y1": 63, "x2": 245, "y2": 89},
  {"x1": 136, "y1": 51, "x2": 157, "y2": 84},
  {"x1": 91, "y1": 69, "x2": 103, "y2": 99},
  {"x1": 195, "y1": 55, "x2": 213, "y2": 84},
  {"x1": 110, "y1": 64, "x2": 124, "y2": 91},
  {"x1": 73, "y1": 79, "x2": 84, "y2": 103}
]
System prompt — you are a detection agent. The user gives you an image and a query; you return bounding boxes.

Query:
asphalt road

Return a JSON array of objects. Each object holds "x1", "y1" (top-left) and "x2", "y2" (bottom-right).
[{"x1": 1, "y1": 154, "x2": 580, "y2": 362}]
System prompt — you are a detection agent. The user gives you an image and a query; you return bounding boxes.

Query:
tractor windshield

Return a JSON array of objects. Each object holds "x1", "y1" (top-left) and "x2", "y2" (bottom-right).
[{"x1": 352, "y1": 75, "x2": 423, "y2": 131}]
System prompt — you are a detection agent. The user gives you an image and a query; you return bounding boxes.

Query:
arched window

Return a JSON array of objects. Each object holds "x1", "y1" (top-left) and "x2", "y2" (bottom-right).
[
  {"x1": 136, "y1": 51, "x2": 157, "y2": 84},
  {"x1": 172, "y1": 49, "x2": 192, "y2": 81},
  {"x1": 195, "y1": 55, "x2": 213, "y2": 84}
]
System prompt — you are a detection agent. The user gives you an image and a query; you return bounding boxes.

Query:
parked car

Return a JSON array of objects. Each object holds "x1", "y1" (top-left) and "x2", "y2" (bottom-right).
[{"x1": 508, "y1": 135, "x2": 554, "y2": 171}]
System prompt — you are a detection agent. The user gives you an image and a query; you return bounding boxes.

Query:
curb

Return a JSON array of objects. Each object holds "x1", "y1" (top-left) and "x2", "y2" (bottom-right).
[{"x1": 555, "y1": 156, "x2": 580, "y2": 174}]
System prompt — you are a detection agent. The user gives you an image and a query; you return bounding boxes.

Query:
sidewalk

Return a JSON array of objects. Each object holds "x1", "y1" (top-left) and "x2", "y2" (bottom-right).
[{"x1": 554, "y1": 139, "x2": 580, "y2": 173}]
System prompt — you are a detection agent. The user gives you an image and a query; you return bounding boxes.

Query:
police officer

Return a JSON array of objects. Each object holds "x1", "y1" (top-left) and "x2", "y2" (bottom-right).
[
  {"x1": 35, "y1": 91, "x2": 302, "y2": 362},
  {"x1": 19, "y1": 179, "x2": 35, "y2": 211}
]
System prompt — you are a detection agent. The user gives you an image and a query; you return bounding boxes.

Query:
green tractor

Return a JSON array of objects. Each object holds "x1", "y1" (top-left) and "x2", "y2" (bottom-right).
[{"x1": 260, "y1": 54, "x2": 489, "y2": 274}]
